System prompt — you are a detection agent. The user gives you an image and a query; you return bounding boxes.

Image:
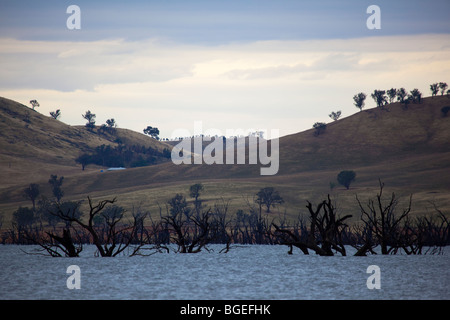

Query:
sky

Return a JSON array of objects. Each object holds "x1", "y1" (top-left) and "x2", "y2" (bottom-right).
[{"x1": 0, "y1": 0, "x2": 449, "y2": 139}]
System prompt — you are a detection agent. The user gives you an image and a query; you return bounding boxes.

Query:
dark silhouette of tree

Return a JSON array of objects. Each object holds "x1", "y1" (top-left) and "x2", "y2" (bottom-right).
[
  {"x1": 161, "y1": 194, "x2": 212, "y2": 253},
  {"x1": 353, "y1": 92, "x2": 366, "y2": 111},
  {"x1": 48, "y1": 196, "x2": 147, "y2": 257},
  {"x1": 396, "y1": 88, "x2": 407, "y2": 103},
  {"x1": 410, "y1": 88, "x2": 422, "y2": 103},
  {"x1": 143, "y1": 126, "x2": 160, "y2": 140},
  {"x1": 430, "y1": 83, "x2": 439, "y2": 97},
  {"x1": 255, "y1": 187, "x2": 284, "y2": 213},
  {"x1": 49, "y1": 109, "x2": 61, "y2": 120},
  {"x1": 12, "y1": 206, "x2": 35, "y2": 243},
  {"x1": 48, "y1": 175, "x2": 64, "y2": 202},
  {"x1": 106, "y1": 118, "x2": 116, "y2": 128},
  {"x1": 82, "y1": 110, "x2": 96, "y2": 130},
  {"x1": 189, "y1": 183, "x2": 204, "y2": 213},
  {"x1": 371, "y1": 90, "x2": 387, "y2": 108},
  {"x1": 386, "y1": 88, "x2": 397, "y2": 103},
  {"x1": 271, "y1": 195, "x2": 352, "y2": 256},
  {"x1": 337, "y1": 170, "x2": 356, "y2": 190},
  {"x1": 356, "y1": 180, "x2": 412, "y2": 255},
  {"x1": 74, "y1": 144, "x2": 171, "y2": 170},
  {"x1": 439, "y1": 82, "x2": 448, "y2": 96},
  {"x1": 75, "y1": 153, "x2": 91, "y2": 170},
  {"x1": 23, "y1": 183, "x2": 40, "y2": 211},
  {"x1": 312, "y1": 122, "x2": 327, "y2": 136},
  {"x1": 29, "y1": 100, "x2": 39, "y2": 110},
  {"x1": 329, "y1": 110, "x2": 341, "y2": 121}
]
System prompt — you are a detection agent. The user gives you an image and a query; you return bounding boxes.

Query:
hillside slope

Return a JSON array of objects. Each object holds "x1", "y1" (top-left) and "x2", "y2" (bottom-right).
[
  {"x1": 1, "y1": 95, "x2": 449, "y2": 224},
  {"x1": 0, "y1": 96, "x2": 172, "y2": 189}
]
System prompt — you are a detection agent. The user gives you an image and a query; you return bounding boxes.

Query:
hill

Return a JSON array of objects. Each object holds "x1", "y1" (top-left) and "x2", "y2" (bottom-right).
[
  {"x1": 0, "y1": 96, "x2": 172, "y2": 196},
  {"x1": 1, "y1": 95, "x2": 450, "y2": 226}
]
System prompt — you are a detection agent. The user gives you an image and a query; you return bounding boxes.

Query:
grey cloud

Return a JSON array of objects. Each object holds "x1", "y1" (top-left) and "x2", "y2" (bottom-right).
[{"x1": 224, "y1": 53, "x2": 364, "y2": 80}]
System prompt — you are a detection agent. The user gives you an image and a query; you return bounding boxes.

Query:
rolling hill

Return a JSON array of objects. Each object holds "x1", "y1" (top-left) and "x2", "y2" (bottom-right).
[{"x1": 1, "y1": 95, "x2": 450, "y2": 226}]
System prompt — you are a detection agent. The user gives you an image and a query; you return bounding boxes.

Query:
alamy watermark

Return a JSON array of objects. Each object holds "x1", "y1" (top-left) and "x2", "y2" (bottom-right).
[
  {"x1": 66, "y1": 265, "x2": 81, "y2": 289},
  {"x1": 366, "y1": 265, "x2": 381, "y2": 289},
  {"x1": 66, "y1": 5, "x2": 81, "y2": 30},
  {"x1": 170, "y1": 121, "x2": 279, "y2": 176},
  {"x1": 366, "y1": 5, "x2": 381, "y2": 30}
]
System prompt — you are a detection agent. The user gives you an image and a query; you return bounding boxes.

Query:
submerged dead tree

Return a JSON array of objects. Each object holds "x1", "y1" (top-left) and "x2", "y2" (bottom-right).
[
  {"x1": 356, "y1": 180, "x2": 412, "y2": 255},
  {"x1": 161, "y1": 194, "x2": 212, "y2": 253},
  {"x1": 48, "y1": 197, "x2": 148, "y2": 257},
  {"x1": 272, "y1": 195, "x2": 352, "y2": 256}
]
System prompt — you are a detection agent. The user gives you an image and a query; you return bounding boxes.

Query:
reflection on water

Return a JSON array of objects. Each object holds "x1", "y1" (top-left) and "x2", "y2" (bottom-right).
[{"x1": 0, "y1": 245, "x2": 449, "y2": 300}]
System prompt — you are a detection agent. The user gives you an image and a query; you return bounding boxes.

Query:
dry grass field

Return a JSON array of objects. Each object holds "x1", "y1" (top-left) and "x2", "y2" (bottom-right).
[{"x1": 1, "y1": 95, "x2": 449, "y2": 227}]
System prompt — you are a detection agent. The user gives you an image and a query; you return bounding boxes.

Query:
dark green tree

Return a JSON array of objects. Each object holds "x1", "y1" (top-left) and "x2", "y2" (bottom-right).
[
  {"x1": 353, "y1": 92, "x2": 366, "y2": 111},
  {"x1": 48, "y1": 175, "x2": 64, "y2": 202},
  {"x1": 168, "y1": 194, "x2": 191, "y2": 219},
  {"x1": 255, "y1": 187, "x2": 284, "y2": 213},
  {"x1": 337, "y1": 170, "x2": 356, "y2": 190},
  {"x1": 430, "y1": 83, "x2": 439, "y2": 97},
  {"x1": 143, "y1": 126, "x2": 160, "y2": 140},
  {"x1": 29, "y1": 100, "x2": 39, "y2": 110},
  {"x1": 329, "y1": 110, "x2": 341, "y2": 121},
  {"x1": 387, "y1": 88, "x2": 397, "y2": 103},
  {"x1": 313, "y1": 122, "x2": 327, "y2": 136},
  {"x1": 49, "y1": 109, "x2": 61, "y2": 120},
  {"x1": 371, "y1": 90, "x2": 388, "y2": 108},
  {"x1": 439, "y1": 82, "x2": 448, "y2": 96},
  {"x1": 75, "y1": 153, "x2": 91, "y2": 170},
  {"x1": 410, "y1": 88, "x2": 422, "y2": 103},
  {"x1": 189, "y1": 183, "x2": 204, "y2": 213},
  {"x1": 396, "y1": 88, "x2": 408, "y2": 103},
  {"x1": 23, "y1": 183, "x2": 40, "y2": 211},
  {"x1": 82, "y1": 110, "x2": 96, "y2": 130}
]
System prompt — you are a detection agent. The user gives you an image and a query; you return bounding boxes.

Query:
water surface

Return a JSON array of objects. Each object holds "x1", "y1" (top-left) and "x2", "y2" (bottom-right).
[{"x1": 1, "y1": 245, "x2": 448, "y2": 300}]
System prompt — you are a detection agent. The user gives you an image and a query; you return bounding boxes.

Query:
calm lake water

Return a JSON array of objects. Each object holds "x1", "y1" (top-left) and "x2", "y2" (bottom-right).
[{"x1": 0, "y1": 244, "x2": 449, "y2": 300}]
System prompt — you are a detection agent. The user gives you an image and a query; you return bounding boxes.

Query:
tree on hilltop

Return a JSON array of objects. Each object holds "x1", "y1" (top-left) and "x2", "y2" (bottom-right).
[
  {"x1": 313, "y1": 122, "x2": 327, "y2": 136},
  {"x1": 82, "y1": 110, "x2": 96, "y2": 130},
  {"x1": 430, "y1": 83, "x2": 439, "y2": 97},
  {"x1": 387, "y1": 88, "x2": 397, "y2": 103},
  {"x1": 410, "y1": 88, "x2": 422, "y2": 103},
  {"x1": 29, "y1": 100, "x2": 39, "y2": 110},
  {"x1": 371, "y1": 90, "x2": 388, "y2": 108},
  {"x1": 396, "y1": 88, "x2": 408, "y2": 103},
  {"x1": 439, "y1": 82, "x2": 448, "y2": 96},
  {"x1": 143, "y1": 126, "x2": 160, "y2": 140},
  {"x1": 329, "y1": 110, "x2": 342, "y2": 121},
  {"x1": 49, "y1": 109, "x2": 61, "y2": 120},
  {"x1": 353, "y1": 92, "x2": 366, "y2": 111}
]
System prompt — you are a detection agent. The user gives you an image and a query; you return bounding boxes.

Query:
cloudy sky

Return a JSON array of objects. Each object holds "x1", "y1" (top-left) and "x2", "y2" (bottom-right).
[{"x1": 1, "y1": 0, "x2": 449, "y2": 139}]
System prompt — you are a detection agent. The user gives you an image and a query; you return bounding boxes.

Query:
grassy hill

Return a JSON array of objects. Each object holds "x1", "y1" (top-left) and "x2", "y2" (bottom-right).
[{"x1": 1, "y1": 95, "x2": 450, "y2": 227}]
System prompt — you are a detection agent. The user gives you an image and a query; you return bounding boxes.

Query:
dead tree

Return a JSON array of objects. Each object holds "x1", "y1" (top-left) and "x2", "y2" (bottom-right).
[
  {"x1": 49, "y1": 197, "x2": 147, "y2": 257},
  {"x1": 161, "y1": 194, "x2": 213, "y2": 253},
  {"x1": 162, "y1": 209, "x2": 212, "y2": 253},
  {"x1": 272, "y1": 195, "x2": 352, "y2": 256},
  {"x1": 356, "y1": 180, "x2": 412, "y2": 255},
  {"x1": 46, "y1": 228, "x2": 82, "y2": 257}
]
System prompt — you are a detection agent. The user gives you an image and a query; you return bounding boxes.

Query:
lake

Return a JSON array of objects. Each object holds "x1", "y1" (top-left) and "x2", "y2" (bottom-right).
[{"x1": 0, "y1": 244, "x2": 449, "y2": 300}]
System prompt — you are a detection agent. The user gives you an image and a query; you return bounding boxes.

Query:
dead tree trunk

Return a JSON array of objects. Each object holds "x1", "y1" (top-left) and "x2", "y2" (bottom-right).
[
  {"x1": 46, "y1": 228, "x2": 80, "y2": 257},
  {"x1": 272, "y1": 195, "x2": 351, "y2": 256},
  {"x1": 356, "y1": 180, "x2": 412, "y2": 254}
]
